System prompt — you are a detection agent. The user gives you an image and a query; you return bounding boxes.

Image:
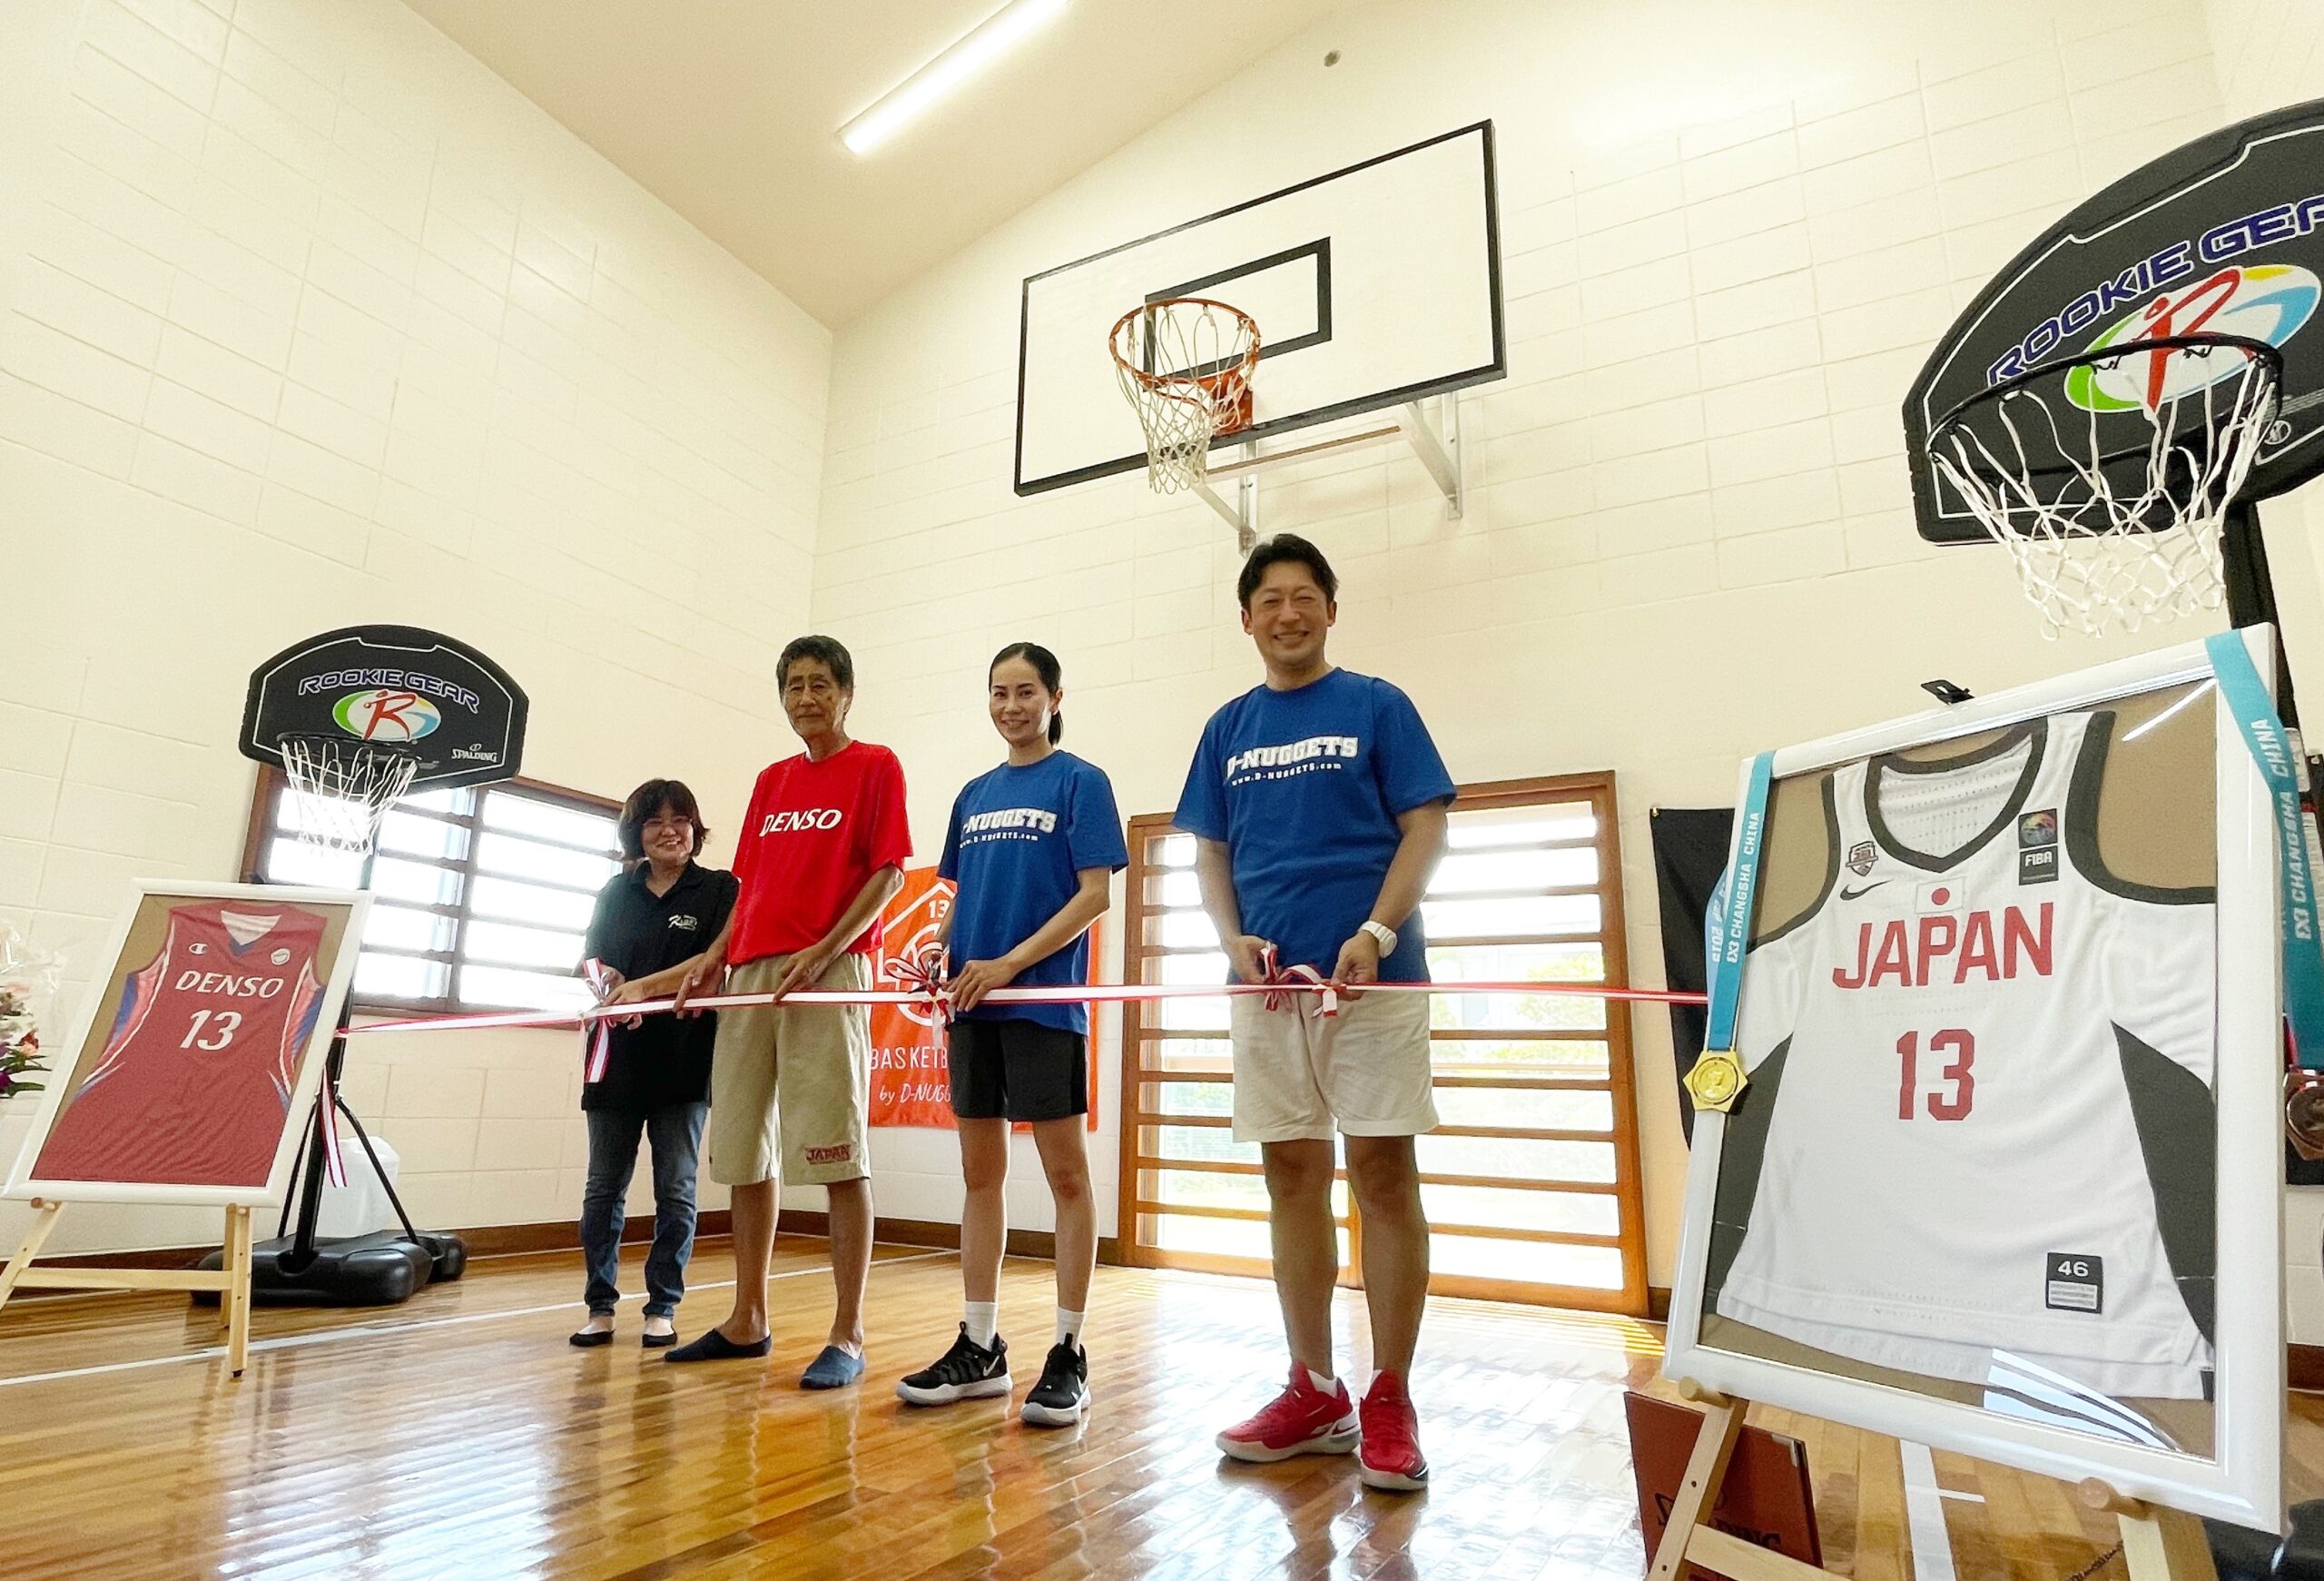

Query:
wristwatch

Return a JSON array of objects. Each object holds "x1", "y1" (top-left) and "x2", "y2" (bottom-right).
[{"x1": 1358, "y1": 919, "x2": 1398, "y2": 954}]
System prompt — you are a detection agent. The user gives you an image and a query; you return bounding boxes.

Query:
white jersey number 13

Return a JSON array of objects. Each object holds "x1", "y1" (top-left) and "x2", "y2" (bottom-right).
[{"x1": 181, "y1": 1009, "x2": 243, "y2": 1051}]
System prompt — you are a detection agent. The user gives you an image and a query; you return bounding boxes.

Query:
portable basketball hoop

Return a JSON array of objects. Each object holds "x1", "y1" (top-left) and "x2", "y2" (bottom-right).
[
  {"x1": 223, "y1": 625, "x2": 528, "y2": 1307},
  {"x1": 1109, "y1": 297, "x2": 1261, "y2": 492},
  {"x1": 1925, "y1": 334, "x2": 2283, "y2": 639}
]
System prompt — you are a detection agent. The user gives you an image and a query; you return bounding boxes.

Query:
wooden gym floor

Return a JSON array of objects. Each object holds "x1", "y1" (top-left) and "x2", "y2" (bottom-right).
[{"x1": 0, "y1": 1239, "x2": 2315, "y2": 1580}]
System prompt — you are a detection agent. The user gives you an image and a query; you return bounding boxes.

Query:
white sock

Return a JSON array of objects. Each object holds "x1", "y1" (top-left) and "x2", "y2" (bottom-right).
[
  {"x1": 1055, "y1": 1306, "x2": 1085, "y2": 1349},
  {"x1": 964, "y1": 1301, "x2": 998, "y2": 1348},
  {"x1": 1305, "y1": 1365, "x2": 1338, "y2": 1395}
]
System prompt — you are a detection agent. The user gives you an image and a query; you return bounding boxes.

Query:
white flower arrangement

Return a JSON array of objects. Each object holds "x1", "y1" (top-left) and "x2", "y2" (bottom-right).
[{"x1": 0, "y1": 925, "x2": 57, "y2": 1101}]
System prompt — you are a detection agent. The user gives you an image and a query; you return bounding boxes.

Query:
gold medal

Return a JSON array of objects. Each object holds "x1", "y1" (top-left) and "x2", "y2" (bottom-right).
[
  {"x1": 1684, "y1": 1048, "x2": 1749, "y2": 1113},
  {"x1": 2288, "y1": 1070, "x2": 2324, "y2": 1160}
]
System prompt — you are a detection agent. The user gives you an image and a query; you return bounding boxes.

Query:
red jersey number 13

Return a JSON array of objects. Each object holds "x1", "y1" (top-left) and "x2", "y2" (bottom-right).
[{"x1": 1896, "y1": 1028, "x2": 1974, "y2": 1121}]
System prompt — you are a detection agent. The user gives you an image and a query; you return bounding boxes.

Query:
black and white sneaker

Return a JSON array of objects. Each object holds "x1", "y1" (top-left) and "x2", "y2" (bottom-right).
[
  {"x1": 896, "y1": 1325, "x2": 1011, "y2": 1407},
  {"x1": 1019, "y1": 1339, "x2": 1089, "y2": 1427}
]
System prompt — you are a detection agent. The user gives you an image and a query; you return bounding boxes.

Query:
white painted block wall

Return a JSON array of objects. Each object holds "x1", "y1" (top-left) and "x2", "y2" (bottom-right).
[
  {"x1": 5, "y1": 0, "x2": 2321, "y2": 1347},
  {"x1": 812, "y1": 0, "x2": 2324, "y2": 1325},
  {"x1": 0, "y1": 0, "x2": 829, "y2": 1259}
]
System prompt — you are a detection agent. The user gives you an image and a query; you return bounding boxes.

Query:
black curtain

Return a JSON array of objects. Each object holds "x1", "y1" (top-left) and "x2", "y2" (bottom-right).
[{"x1": 1650, "y1": 807, "x2": 1732, "y2": 1145}]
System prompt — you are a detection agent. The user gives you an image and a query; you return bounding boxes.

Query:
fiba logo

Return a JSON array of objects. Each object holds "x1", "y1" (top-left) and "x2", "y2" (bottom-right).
[
  {"x1": 2067, "y1": 263, "x2": 2319, "y2": 413},
  {"x1": 332, "y1": 688, "x2": 442, "y2": 742}
]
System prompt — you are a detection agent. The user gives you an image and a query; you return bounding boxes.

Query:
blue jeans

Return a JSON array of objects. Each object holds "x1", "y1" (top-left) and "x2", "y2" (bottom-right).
[{"x1": 580, "y1": 1103, "x2": 706, "y2": 1318}]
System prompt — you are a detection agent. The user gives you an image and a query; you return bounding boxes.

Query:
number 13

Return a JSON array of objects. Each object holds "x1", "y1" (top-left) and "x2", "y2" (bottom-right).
[
  {"x1": 182, "y1": 1010, "x2": 242, "y2": 1051},
  {"x1": 1896, "y1": 1029, "x2": 1974, "y2": 1121}
]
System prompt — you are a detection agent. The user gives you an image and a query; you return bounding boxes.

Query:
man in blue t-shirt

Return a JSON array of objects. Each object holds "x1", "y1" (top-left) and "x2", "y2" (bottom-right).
[{"x1": 1174, "y1": 533, "x2": 1453, "y2": 1493}]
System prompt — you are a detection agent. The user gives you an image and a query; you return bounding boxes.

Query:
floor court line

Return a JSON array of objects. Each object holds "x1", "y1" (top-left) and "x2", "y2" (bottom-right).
[
  {"x1": 0, "y1": 1247, "x2": 955, "y2": 1391},
  {"x1": 1901, "y1": 1439, "x2": 1962, "y2": 1581}
]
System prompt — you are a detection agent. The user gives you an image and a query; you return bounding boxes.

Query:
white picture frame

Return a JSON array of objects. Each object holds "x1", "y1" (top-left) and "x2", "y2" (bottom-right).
[
  {"x1": 3, "y1": 880, "x2": 370, "y2": 1210},
  {"x1": 1661, "y1": 628, "x2": 2285, "y2": 1529}
]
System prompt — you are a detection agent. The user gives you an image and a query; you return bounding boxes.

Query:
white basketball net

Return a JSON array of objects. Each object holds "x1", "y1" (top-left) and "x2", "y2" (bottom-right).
[
  {"x1": 279, "y1": 733, "x2": 419, "y2": 857},
  {"x1": 1109, "y1": 298, "x2": 1260, "y2": 493},
  {"x1": 1928, "y1": 337, "x2": 2281, "y2": 637}
]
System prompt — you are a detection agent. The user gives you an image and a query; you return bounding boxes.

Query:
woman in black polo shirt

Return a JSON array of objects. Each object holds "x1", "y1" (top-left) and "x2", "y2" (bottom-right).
[{"x1": 570, "y1": 779, "x2": 738, "y2": 1349}]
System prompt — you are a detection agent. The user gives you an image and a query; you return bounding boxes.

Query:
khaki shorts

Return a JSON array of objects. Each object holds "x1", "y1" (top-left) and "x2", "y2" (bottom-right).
[
  {"x1": 706, "y1": 953, "x2": 872, "y2": 1187},
  {"x1": 1229, "y1": 987, "x2": 1438, "y2": 1144}
]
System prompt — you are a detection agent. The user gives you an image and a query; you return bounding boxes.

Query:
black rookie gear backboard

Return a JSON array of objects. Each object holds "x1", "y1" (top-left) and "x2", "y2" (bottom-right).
[
  {"x1": 241, "y1": 626, "x2": 527, "y2": 792},
  {"x1": 1906, "y1": 98, "x2": 2324, "y2": 545}
]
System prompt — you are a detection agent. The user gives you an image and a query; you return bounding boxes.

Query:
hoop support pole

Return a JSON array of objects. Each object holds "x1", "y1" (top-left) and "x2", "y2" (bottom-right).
[
  {"x1": 2221, "y1": 499, "x2": 2298, "y2": 727},
  {"x1": 1190, "y1": 393, "x2": 1463, "y2": 547},
  {"x1": 1193, "y1": 459, "x2": 1258, "y2": 552},
  {"x1": 276, "y1": 1017, "x2": 350, "y2": 1276},
  {"x1": 1395, "y1": 395, "x2": 1463, "y2": 518},
  {"x1": 1207, "y1": 422, "x2": 1402, "y2": 480}
]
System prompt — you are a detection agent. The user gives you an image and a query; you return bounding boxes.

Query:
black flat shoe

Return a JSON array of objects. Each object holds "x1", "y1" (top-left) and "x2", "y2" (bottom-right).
[
  {"x1": 665, "y1": 1327, "x2": 773, "y2": 1362},
  {"x1": 569, "y1": 1325, "x2": 614, "y2": 1349},
  {"x1": 642, "y1": 1329, "x2": 679, "y2": 1349}
]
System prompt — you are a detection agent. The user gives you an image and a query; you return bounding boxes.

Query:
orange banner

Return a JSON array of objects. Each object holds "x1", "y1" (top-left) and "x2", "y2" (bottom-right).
[
  {"x1": 868, "y1": 868, "x2": 956, "y2": 1128},
  {"x1": 866, "y1": 866, "x2": 1102, "y2": 1131}
]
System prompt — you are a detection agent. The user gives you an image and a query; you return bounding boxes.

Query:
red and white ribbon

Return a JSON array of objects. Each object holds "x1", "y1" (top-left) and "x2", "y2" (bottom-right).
[
  {"x1": 1257, "y1": 944, "x2": 1336, "y2": 1019},
  {"x1": 579, "y1": 958, "x2": 615, "y2": 1083},
  {"x1": 320, "y1": 1067, "x2": 347, "y2": 1189},
  {"x1": 347, "y1": 971, "x2": 1704, "y2": 1039}
]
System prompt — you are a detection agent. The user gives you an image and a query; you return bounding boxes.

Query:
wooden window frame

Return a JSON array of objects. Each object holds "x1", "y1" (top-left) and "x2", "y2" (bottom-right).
[
  {"x1": 239, "y1": 769, "x2": 623, "y2": 1017},
  {"x1": 1114, "y1": 771, "x2": 1649, "y2": 1315}
]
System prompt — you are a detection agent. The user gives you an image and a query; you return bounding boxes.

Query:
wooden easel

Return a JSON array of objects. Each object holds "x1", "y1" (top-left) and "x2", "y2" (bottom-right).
[
  {"x1": 0, "y1": 1198, "x2": 258, "y2": 1376},
  {"x1": 1647, "y1": 1382, "x2": 2221, "y2": 1581}
]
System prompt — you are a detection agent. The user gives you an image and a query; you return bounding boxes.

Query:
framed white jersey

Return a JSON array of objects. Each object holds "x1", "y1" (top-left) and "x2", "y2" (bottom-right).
[
  {"x1": 1711, "y1": 709, "x2": 2216, "y2": 1399},
  {"x1": 1661, "y1": 630, "x2": 2287, "y2": 1532}
]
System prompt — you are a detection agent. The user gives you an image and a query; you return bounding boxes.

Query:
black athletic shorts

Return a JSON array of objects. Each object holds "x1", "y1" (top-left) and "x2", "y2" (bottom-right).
[{"x1": 948, "y1": 1017, "x2": 1087, "y2": 1122}]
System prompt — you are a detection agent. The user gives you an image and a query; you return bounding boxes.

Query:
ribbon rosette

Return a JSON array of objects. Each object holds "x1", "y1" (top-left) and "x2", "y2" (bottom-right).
[
  {"x1": 889, "y1": 947, "x2": 952, "y2": 1023},
  {"x1": 1257, "y1": 944, "x2": 1338, "y2": 1019},
  {"x1": 580, "y1": 958, "x2": 615, "y2": 1083}
]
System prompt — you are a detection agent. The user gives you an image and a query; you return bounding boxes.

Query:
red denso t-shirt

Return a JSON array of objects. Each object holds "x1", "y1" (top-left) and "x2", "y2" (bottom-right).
[{"x1": 727, "y1": 741, "x2": 912, "y2": 965}]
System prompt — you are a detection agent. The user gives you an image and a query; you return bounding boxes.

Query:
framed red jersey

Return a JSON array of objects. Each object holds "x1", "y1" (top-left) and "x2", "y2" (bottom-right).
[{"x1": 4, "y1": 882, "x2": 368, "y2": 1207}]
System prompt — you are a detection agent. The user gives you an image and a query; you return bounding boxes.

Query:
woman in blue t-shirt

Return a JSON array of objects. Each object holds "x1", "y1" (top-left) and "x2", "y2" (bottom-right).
[{"x1": 895, "y1": 642, "x2": 1127, "y2": 1428}]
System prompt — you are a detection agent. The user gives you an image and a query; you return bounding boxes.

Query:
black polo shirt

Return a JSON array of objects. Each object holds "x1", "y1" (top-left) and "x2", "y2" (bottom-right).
[{"x1": 579, "y1": 861, "x2": 738, "y2": 1112}]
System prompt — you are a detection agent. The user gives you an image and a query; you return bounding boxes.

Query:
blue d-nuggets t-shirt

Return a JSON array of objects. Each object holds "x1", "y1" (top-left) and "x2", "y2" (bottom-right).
[
  {"x1": 939, "y1": 751, "x2": 1128, "y2": 1033},
  {"x1": 1175, "y1": 668, "x2": 1454, "y2": 982}
]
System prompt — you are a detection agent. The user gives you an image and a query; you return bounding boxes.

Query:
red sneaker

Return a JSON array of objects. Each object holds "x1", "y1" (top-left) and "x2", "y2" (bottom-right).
[
  {"x1": 1357, "y1": 1370, "x2": 1429, "y2": 1491},
  {"x1": 1215, "y1": 1364, "x2": 1360, "y2": 1462}
]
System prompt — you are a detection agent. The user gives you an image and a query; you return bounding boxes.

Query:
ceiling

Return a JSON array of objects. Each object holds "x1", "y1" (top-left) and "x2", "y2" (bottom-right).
[{"x1": 402, "y1": 0, "x2": 1344, "y2": 327}]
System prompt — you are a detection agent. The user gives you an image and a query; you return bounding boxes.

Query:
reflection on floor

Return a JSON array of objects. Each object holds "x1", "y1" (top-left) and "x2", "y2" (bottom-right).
[{"x1": 0, "y1": 1236, "x2": 2309, "y2": 1578}]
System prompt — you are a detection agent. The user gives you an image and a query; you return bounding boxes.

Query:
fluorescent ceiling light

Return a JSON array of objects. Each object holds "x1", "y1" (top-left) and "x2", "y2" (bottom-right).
[{"x1": 839, "y1": 0, "x2": 1070, "y2": 155}]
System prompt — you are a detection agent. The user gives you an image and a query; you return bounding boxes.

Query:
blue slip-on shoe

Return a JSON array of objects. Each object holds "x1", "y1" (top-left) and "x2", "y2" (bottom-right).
[{"x1": 802, "y1": 1343, "x2": 866, "y2": 1389}]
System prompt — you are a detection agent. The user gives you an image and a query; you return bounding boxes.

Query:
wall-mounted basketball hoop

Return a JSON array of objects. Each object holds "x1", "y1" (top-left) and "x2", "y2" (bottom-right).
[
  {"x1": 1108, "y1": 295, "x2": 1466, "y2": 548},
  {"x1": 1108, "y1": 297, "x2": 1261, "y2": 495}
]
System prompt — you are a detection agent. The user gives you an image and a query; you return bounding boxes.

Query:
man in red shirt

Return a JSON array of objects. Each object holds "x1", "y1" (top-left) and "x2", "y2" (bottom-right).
[{"x1": 659, "y1": 636, "x2": 909, "y2": 1387}]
